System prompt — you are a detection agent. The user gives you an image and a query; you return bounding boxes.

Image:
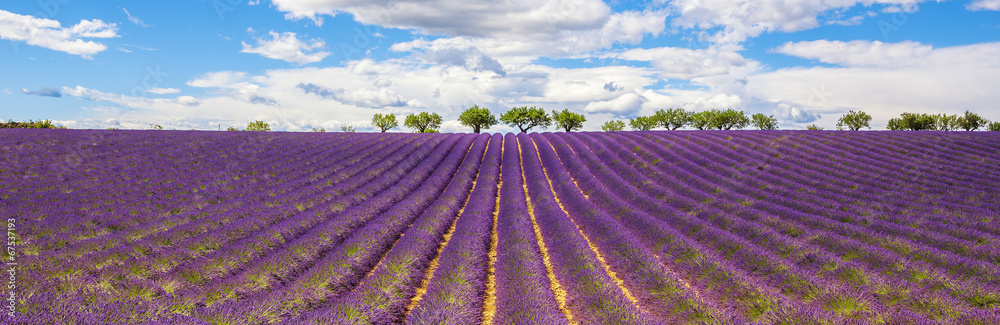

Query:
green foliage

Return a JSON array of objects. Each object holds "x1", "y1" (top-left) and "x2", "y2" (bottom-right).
[
  {"x1": 226, "y1": 126, "x2": 240, "y2": 131},
  {"x1": 806, "y1": 124, "x2": 824, "y2": 130},
  {"x1": 652, "y1": 108, "x2": 689, "y2": 130},
  {"x1": 150, "y1": 124, "x2": 164, "y2": 130},
  {"x1": 245, "y1": 120, "x2": 271, "y2": 132},
  {"x1": 500, "y1": 106, "x2": 550, "y2": 133},
  {"x1": 404, "y1": 112, "x2": 443, "y2": 133},
  {"x1": 836, "y1": 110, "x2": 872, "y2": 131},
  {"x1": 751, "y1": 113, "x2": 779, "y2": 130},
  {"x1": 311, "y1": 127, "x2": 326, "y2": 132},
  {"x1": 989, "y1": 121, "x2": 1000, "y2": 132},
  {"x1": 887, "y1": 113, "x2": 936, "y2": 131},
  {"x1": 629, "y1": 116, "x2": 658, "y2": 131},
  {"x1": 551, "y1": 109, "x2": 586, "y2": 132},
  {"x1": 957, "y1": 110, "x2": 987, "y2": 131},
  {"x1": 458, "y1": 105, "x2": 497, "y2": 133},
  {"x1": 689, "y1": 111, "x2": 716, "y2": 130},
  {"x1": 934, "y1": 114, "x2": 960, "y2": 131},
  {"x1": 371, "y1": 113, "x2": 398, "y2": 133},
  {"x1": 340, "y1": 126, "x2": 356, "y2": 133},
  {"x1": 713, "y1": 108, "x2": 751, "y2": 130},
  {"x1": 601, "y1": 120, "x2": 626, "y2": 131}
]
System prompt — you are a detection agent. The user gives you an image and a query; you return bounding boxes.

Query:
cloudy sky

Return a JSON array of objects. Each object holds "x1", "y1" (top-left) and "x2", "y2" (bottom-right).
[{"x1": 2, "y1": 0, "x2": 999, "y2": 132}]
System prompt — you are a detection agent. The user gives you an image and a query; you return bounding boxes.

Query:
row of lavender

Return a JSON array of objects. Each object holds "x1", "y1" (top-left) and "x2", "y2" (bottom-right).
[{"x1": 4, "y1": 129, "x2": 998, "y2": 323}]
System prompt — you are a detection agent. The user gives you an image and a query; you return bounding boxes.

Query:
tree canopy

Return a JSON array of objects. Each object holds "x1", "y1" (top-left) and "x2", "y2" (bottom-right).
[
  {"x1": 372, "y1": 113, "x2": 398, "y2": 133},
  {"x1": 551, "y1": 109, "x2": 586, "y2": 132},
  {"x1": 458, "y1": 105, "x2": 498, "y2": 133},
  {"x1": 652, "y1": 108, "x2": 689, "y2": 130},
  {"x1": 629, "y1": 116, "x2": 658, "y2": 131},
  {"x1": 751, "y1": 113, "x2": 779, "y2": 130},
  {"x1": 404, "y1": 112, "x2": 443, "y2": 133},
  {"x1": 601, "y1": 120, "x2": 625, "y2": 132},
  {"x1": 887, "y1": 113, "x2": 936, "y2": 131},
  {"x1": 957, "y1": 110, "x2": 987, "y2": 131},
  {"x1": 245, "y1": 120, "x2": 270, "y2": 131},
  {"x1": 836, "y1": 110, "x2": 872, "y2": 131},
  {"x1": 500, "y1": 106, "x2": 550, "y2": 133}
]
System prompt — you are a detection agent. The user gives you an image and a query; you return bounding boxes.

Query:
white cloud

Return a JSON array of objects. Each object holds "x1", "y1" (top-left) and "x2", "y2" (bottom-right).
[
  {"x1": 188, "y1": 71, "x2": 278, "y2": 105},
  {"x1": 240, "y1": 31, "x2": 330, "y2": 65},
  {"x1": 297, "y1": 83, "x2": 412, "y2": 108},
  {"x1": 606, "y1": 45, "x2": 751, "y2": 80},
  {"x1": 967, "y1": 0, "x2": 1000, "y2": 11},
  {"x1": 120, "y1": 8, "x2": 152, "y2": 27},
  {"x1": 0, "y1": 10, "x2": 118, "y2": 58},
  {"x1": 174, "y1": 96, "x2": 201, "y2": 107},
  {"x1": 773, "y1": 40, "x2": 932, "y2": 67},
  {"x1": 584, "y1": 92, "x2": 645, "y2": 114},
  {"x1": 665, "y1": 0, "x2": 927, "y2": 43},
  {"x1": 147, "y1": 87, "x2": 181, "y2": 94}
]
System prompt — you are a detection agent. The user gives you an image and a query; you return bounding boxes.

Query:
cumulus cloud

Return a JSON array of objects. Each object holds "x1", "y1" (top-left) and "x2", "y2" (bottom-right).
[
  {"x1": 174, "y1": 96, "x2": 200, "y2": 107},
  {"x1": 188, "y1": 71, "x2": 278, "y2": 105},
  {"x1": 0, "y1": 10, "x2": 118, "y2": 58},
  {"x1": 606, "y1": 45, "x2": 751, "y2": 80},
  {"x1": 666, "y1": 0, "x2": 928, "y2": 43},
  {"x1": 967, "y1": 0, "x2": 1000, "y2": 11},
  {"x1": 21, "y1": 87, "x2": 62, "y2": 97},
  {"x1": 241, "y1": 31, "x2": 330, "y2": 65},
  {"x1": 584, "y1": 92, "x2": 645, "y2": 114},
  {"x1": 297, "y1": 83, "x2": 410, "y2": 108},
  {"x1": 773, "y1": 40, "x2": 932, "y2": 67}
]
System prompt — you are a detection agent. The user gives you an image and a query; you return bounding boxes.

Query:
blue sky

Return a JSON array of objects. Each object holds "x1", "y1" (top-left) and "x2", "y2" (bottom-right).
[{"x1": 1, "y1": 0, "x2": 999, "y2": 132}]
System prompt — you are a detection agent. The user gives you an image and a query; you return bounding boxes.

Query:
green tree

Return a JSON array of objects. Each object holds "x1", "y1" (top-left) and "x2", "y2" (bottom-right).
[
  {"x1": 458, "y1": 105, "x2": 498, "y2": 133},
  {"x1": 311, "y1": 127, "x2": 326, "y2": 132},
  {"x1": 751, "y1": 113, "x2": 779, "y2": 130},
  {"x1": 226, "y1": 126, "x2": 240, "y2": 131},
  {"x1": 888, "y1": 112, "x2": 936, "y2": 131},
  {"x1": 957, "y1": 110, "x2": 987, "y2": 131},
  {"x1": 836, "y1": 110, "x2": 872, "y2": 131},
  {"x1": 340, "y1": 125, "x2": 356, "y2": 133},
  {"x1": 551, "y1": 109, "x2": 586, "y2": 132},
  {"x1": 652, "y1": 108, "x2": 689, "y2": 130},
  {"x1": 150, "y1": 123, "x2": 164, "y2": 130},
  {"x1": 629, "y1": 116, "x2": 658, "y2": 131},
  {"x1": 988, "y1": 121, "x2": 1000, "y2": 131},
  {"x1": 806, "y1": 124, "x2": 824, "y2": 130},
  {"x1": 689, "y1": 111, "x2": 716, "y2": 130},
  {"x1": 372, "y1": 113, "x2": 398, "y2": 133},
  {"x1": 601, "y1": 120, "x2": 626, "y2": 131},
  {"x1": 713, "y1": 108, "x2": 751, "y2": 130},
  {"x1": 246, "y1": 120, "x2": 270, "y2": 131},
  {"x1": 405, "y1": 112, "x2": 443, "y2": 133},
  {"x1": 934, "y1": 114, "x2": 959, "y2": 131},
  {"x1": 500, "y1": 106, "x2": 550, "y2": 133}
]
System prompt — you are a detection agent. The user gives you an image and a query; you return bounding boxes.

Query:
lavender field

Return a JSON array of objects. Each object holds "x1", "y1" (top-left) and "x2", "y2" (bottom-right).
[{"x1": 3, "y1": 129, "x2": 1000, "y2": 324}]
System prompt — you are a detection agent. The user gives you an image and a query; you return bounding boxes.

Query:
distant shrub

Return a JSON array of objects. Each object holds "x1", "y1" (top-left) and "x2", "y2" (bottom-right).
[
  {"x1": 601, "y1": 120, "x2": 625, "y2": 132},
  {"x1": 150, "y1": 124, "x2": 164, "y2": 130},
  {"x1": 1, "y1": 119, "x2": 68, "y2": 129},
  {"x1": 246, "y1": 120, "x2": 271, "y2": 132},
  {"x1": 837, "y1": 110, "x2": 871, "y2": 131},
  {"x1": 226, "y1": 126, "x2": 240, "y2": 131},
  {"x1": 340, "y1": 126, "x2": 356, "y2": 133},
  {"x1": 806, "y1": 124, "x2": 824, "y2": 130},
  {"x1": 989, "y1": 121, "x2": 1000, "y2": 132},
  {"x1": 312, "y1": 127, "x2": 326, "y2": 132}
]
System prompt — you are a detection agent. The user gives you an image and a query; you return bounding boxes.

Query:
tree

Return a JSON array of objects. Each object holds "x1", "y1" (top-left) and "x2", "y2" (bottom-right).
[
  {"x1": 689, "y1": 111, "x2": 716, "y2": 130},
  {"x1": 836, "y1": 110, "x2": 872, "y2": 131},
  {"x1": 500, "y1": 106, "x2": 550, "y2": 133},
  {"x1": 751, "y1": 113, "x2": 779, "y2": 130},
  {"x1": 404, "y1": 112, "x2": 443, "y2": 133},
  {"x1": 934, "y1": 114, "x2": 959, "y2": 131},
  {"x1": 150, "y1": 123, "x2": 164, "y2": 130},
  {"x1": 226, "y1": 126, "x2": 240, "y2": 131},
  {"x1": 601, "y1": 120, "x2": 626, "y2": 131},
  {"x1": 806, "y1": 124, "x2": 824, "y2": 130},
  {"x1": 372, "y1": 113, "x2": 398, "y2": 133},
  {"x1": 340, "y1": 125, "x2": 356, "y2": 132},
  {"x1": 551, "y1": 109, "x2": 586, "y2": 132},
  {"x1": 887, "y1": 112, "x2": 936, "y2": 131},
  {"x1": 652, "y1": 108, "x2": 689, "y2": 130},
  {"x1": 989, "y1": 121, "x2": 1000, "y2": 131},
  {"x1": 629, "y1": 116, "x2": 658, "y2": 131},
  {"x1": 713, "y1": 108, "x2": 751, "y2": 130},
  {"x1": 311, "y1": 127, "x2": 326, "y2": 132},
  {"x1": 957, "y1": 110, "x2": 987, "y2": 131},
  {"x1": 246, "y1": 120, "x2": 270, "y2": 131},
  {"x1": 458, "y1": 105, "x2": 498, "y2": 133}
]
